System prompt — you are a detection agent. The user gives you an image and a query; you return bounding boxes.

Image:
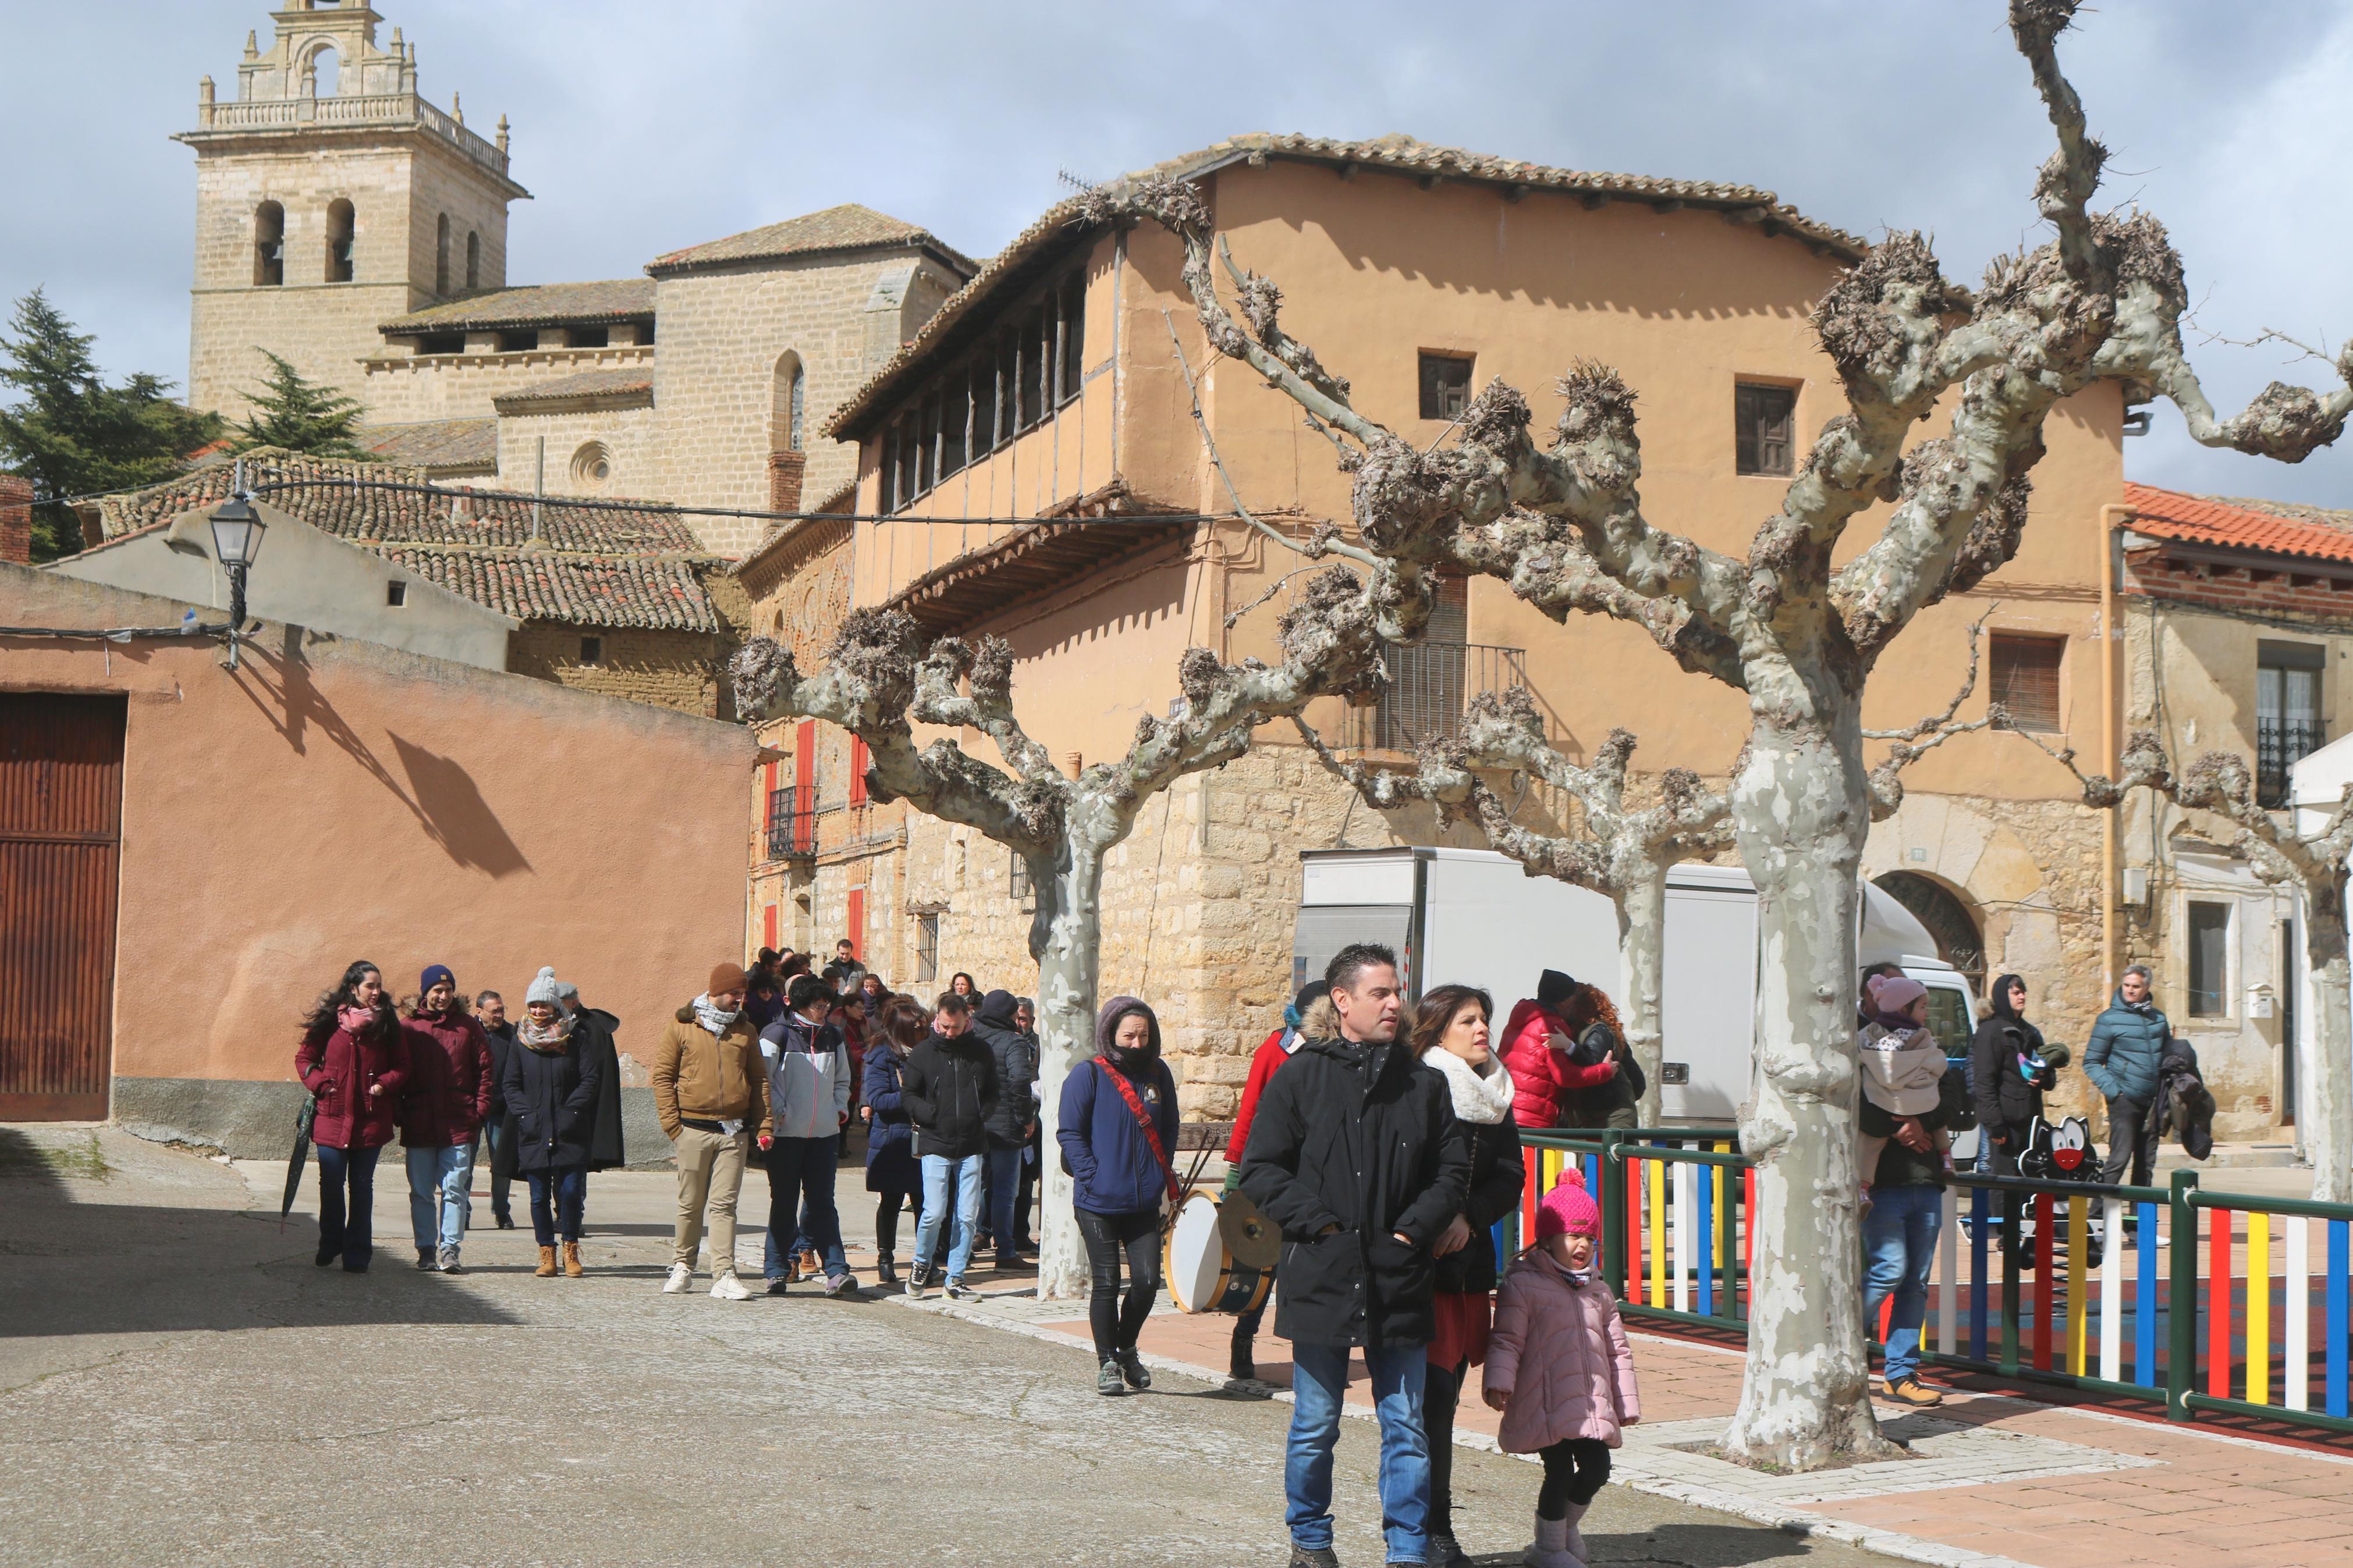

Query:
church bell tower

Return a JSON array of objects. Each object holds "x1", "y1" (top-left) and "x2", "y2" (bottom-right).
[{"x1": 176, "y1": 3, "x2": 530, "y2": 419}]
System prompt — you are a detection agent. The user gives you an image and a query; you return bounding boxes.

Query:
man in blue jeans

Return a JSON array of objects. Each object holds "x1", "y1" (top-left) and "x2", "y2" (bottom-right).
[
  {"x1": 1240, "y1": 943, "x2": 1470, "y2": 1568},
  {"x1": 1859, "y1": 1073, "x2": 1958, "y2": 1407},
  {"x1": 900, "y1": 991, "x2": 998, "y2": 1303}
]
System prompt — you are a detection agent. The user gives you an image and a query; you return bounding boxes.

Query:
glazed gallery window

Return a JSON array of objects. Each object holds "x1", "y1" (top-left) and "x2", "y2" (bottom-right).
[
  {"x1": 1734, "y1": 382, "x2": 1797, "y2": 476},
  {"x1": 880, "y1": 268, "x2": 1085, "y2": 513},
  {"x1": 2187, "y1": 899, "x2": 2232, "y2": 1018},
  {"x1": 1989, "y1": 633, "x2": 2065, "y2": 733},
  {"x1": 1419, "y1": 353, "x2": 1474, "y2": 421},
  {"x1": 2257, "y1": 641, "x2": 2324, "y2": 809}
]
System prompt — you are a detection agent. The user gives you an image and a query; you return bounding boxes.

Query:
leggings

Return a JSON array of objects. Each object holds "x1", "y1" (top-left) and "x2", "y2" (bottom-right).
[
  {"x1": 1536, "y1": 1438, "x2": 1612, "y2": 1517},
  {"x1": 1077, "y1": 1207, "x2": 1161, "y2": 1359},
  {"x1": 874, "y1": 1189, "x2": 921, "y2": 1256},
  {"x1": 1424, "y1": 1357, "x2": 1468, "y2": 1537}
]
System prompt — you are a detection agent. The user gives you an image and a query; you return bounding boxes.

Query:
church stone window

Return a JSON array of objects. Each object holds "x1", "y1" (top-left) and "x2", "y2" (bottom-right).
[
  {"x1": 325, "y1": 200, "x2": 354, "y2": 283},
  {"x1": 570, "y1": 441, "x2": 613, "y2": 489},
  {"x1": 435, "y1": 214, "x2": 451, "y2": 296},
  {"x1": 254, "y1": 202, "x2": 285, "y2": 287},
  {"x1": 466, "y1": 230, "x2": 480, "y2": 291}
]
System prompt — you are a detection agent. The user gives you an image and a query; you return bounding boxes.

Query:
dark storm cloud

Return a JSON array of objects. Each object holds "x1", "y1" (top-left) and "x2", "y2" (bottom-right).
[{"x1": 4, "y1": 0, "x2": 2347, "y2": 503}]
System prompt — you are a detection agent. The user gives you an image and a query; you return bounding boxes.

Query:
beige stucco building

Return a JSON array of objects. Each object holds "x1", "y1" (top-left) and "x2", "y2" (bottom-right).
[{"x1": 743, "y1": 133, "x2": 2132, "y2": 1125}]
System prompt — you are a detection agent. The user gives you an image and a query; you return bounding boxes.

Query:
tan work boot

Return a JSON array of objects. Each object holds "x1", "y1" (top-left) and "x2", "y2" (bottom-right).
[
  {"x1": 562, "y1": 1240, "x2": 584, "y2": 1278},
  {"x1": 534, "y1": 1245, "x2": 558, "y2": 1278}
]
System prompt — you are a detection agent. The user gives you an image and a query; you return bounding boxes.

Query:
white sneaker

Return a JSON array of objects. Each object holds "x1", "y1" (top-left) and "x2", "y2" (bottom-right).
[
  {"x1": 709, "y1": 1270, "x2": 753, "y2": 1301},
  {"x1": 662, "y1": 1263, "x2": 693, "y2": 1295}
]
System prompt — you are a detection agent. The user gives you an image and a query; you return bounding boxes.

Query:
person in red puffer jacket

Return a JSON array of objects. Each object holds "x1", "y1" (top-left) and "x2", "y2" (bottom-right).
[
  {"x1": 1498, "y1": 970, "x2": 1619, "y2": 1131},
  {"x1": 1220, "y1": 981, "x2": 1326, "y2": 1384},
  {"x1": 295, "y1": 961, "x2": 410, "y2": 1274},
  {"x1": 399, "y1": 963, "x2": 494, "y2": 1275}
]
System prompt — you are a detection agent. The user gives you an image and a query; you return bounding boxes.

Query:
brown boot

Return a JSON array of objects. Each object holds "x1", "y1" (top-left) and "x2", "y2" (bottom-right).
[
  {"x1": 563, "y1": 1240, "x2": 584, "y2": 1278},
  {"x1": 535, "y1": 1245, "x2": 558, "y2": 1278}
]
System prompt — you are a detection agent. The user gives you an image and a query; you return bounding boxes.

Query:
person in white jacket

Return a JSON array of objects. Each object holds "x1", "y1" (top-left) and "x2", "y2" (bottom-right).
[{"x1": 759, "y1": 975, "x2": 858, "y2": 1297}]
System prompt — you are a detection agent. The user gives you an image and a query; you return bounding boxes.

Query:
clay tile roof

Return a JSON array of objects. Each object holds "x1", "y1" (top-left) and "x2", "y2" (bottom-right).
[
  {"x1": 2124, "y1": 481, "x2": 2353, "y2": 567},
  {"x1": 646, "y1": 203, "x2": 975, "y2": 276},
  {"x1": 379, "y1": 279, "x2": 655, "y2": 333},
  {"x1": 825, "y1": 131, "x2": 1871, "y2": 439},
  {"x1": 84, "y1": 449, "x2": 719, "y2": 632},
  {"x1": 491, "y1": 368, "x2": 655, "y2": 412},
  {"x1": 357, "y1": 418, "x2": 498, "y2": 473}
]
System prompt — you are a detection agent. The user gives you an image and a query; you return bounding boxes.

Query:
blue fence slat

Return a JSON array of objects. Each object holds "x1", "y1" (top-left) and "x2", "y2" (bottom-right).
[
  {"x1": 1697, "y1": 1150, "x2": 1716, "y2": 1317},
  {"x1": 1969, "y1": 1183, "x2": 1989, "y2": 1362},
  {"x1": 2138, "y1": 1199, "x2": 2159, "y2": 1388},
  {"x1": 2329, "y1": 1219, "x2": 2349, "y2": 1420}
]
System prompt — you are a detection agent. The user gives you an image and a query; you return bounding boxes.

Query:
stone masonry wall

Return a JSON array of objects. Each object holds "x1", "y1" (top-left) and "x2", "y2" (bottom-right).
[
  {"x1": 494, "y1": 403, "x2": 656, "y2": 495},
  {"x1": 360, "y1": 344, "x2": 654, "y2": 426},
  {"x1": 507, "y1": 623, "x2": 721, "y2": 716}
]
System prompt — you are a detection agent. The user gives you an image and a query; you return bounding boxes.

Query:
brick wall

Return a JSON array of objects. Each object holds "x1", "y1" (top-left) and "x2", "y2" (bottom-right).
[
  {"x1": 2125, "y1": 550, "x2": 2353, "y2": 624},
  {"x1": 507, "y1": 623, "x2": 722, "y2": 716},
  {"x1": 0, "y1": 474, "x2": 32, "y2": 564}
]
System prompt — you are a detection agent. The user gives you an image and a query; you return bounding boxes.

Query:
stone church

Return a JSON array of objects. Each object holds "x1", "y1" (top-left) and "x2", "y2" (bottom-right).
[{"x1": 175, "y1": 1, "x2": 974, "y2": 557}]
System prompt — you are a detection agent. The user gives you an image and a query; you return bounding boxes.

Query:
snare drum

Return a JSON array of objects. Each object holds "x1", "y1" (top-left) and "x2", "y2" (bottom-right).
[{"x1": 1164, "y1": 1190, "x2": 1273, "y2": 1315}]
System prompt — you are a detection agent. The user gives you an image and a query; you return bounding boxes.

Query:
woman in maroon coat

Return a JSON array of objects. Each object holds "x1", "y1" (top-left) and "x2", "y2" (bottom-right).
[{"x1": 295, "y1": 961, "x2": 409, "y2": 1272}]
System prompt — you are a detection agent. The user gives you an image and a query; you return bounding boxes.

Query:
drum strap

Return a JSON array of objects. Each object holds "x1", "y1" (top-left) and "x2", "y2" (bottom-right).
[{"x1": 1096, "y1": 1060, "x2": 1180, "y2": 1206}]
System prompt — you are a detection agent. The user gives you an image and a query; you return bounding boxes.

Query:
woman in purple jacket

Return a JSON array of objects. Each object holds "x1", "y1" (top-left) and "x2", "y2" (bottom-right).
[{"x1": 1056, "y1": 995, "x2": 1179, "y2": 1397}]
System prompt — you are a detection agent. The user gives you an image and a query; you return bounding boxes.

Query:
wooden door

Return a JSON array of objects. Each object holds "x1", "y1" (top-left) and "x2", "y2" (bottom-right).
[{"x1": 0, "y1": 694, "x2": 126, "y2": 1119}]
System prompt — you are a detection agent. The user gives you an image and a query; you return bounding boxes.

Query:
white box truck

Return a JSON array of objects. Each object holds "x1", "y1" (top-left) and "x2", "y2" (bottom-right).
[{"x1": 1290, "y1": 847, "x2": 1979, "y2": 1123}]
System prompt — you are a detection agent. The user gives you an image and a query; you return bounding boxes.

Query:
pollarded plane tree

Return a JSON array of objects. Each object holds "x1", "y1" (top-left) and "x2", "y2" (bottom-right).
[
  {"x1": 1105, "y1": 0, "x2": 2352, "y2": 1467},
  {"x1": 728, "y1": 563, "x2": 1426, "y2": 1301},
  {"x1": 1293, "y1": 613, "x2": 2002, "y2": 1128},
  {"x1": 2023, "y1": 730, "x2": 2353, "y2": 1202}
]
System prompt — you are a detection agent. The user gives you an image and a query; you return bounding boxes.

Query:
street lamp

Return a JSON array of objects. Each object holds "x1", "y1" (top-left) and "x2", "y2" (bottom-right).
[{"x1": 208, "y1": 489, "x2": 266, "y2": 669}]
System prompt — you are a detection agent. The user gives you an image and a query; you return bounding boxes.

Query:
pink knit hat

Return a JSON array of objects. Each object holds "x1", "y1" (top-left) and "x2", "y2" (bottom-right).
[
  {"x1": 1536, "y1": 1167, "x2": 1602, "y2": 1240},
  {"x1": 1866, "y1": 974, "x2": 1926, "y2": 1015}
]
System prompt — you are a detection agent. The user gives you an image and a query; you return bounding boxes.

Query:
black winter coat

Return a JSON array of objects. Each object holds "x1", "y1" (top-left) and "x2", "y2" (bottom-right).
[
  {"x1": 972, "y1": 991, "x2": 1039, "y2": 1149},
  {"x1": 1969, "y1": 1012, "x2": 2057, "y2": 1136},
  {"x1": 1239, "y1": 1034, "x2": 1472, "y2": 1349},
  {"x1": 1434, "y1": 1113, "x2": 1524, "y2": 1297},
  {"x1": 573, "y1": 1007, "x2": 627, "y2": 1171},
  {"x1": 901, "y1": 1031, "x2": 999, "y2": 1160},
  {"x1": 503, "y1": 1033, "x2": 604, "y2": 1173}
]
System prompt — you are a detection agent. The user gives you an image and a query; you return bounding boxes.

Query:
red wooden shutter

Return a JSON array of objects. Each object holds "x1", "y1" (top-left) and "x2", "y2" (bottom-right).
[
  {"x1": 761, "y1": 759, "x2": 778, "y2": 826},
  {"x1": 849, "y1": 737, "x2": 869, "y2": 808},
  {"x1": 762, "y1": 903, "x2": 779, "y2": 952},
  {"x1": 846, "y1": 888, "x2": 865, "y2": 960},
  {"x1": 793, "y1": 721, "x2": 817, "y2": 852}
]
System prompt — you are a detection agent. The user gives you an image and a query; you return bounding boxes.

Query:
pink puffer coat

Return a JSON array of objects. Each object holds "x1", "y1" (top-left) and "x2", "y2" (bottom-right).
[{"x1": 1484, "y1": 1249, "x2": 1641, "y2": 1453}]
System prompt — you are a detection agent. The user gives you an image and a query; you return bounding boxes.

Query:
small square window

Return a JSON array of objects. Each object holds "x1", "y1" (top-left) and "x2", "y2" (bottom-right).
[
  {"x1": 914, "y1": 913, "x2": 940, "y2": 984},
  {"x1": 1419, "y1": 353, "x2": 1474, "y2": 421},
  {"x1": 385, "y1": 580, "x2": 406, "y2": 607},
  {"x1": 580, "y1": 635, "x2": 603, "y2": 666},
  {"x1": 1735, "y1": 383, "x2": 1797, "y2": 475},
  {"x1": 1010, "y1": 849, "x2": 1035, "y2": 912},
  {"x1": 1989, "y1": 634, "x2": 2065, "y2": 733},
  {"x1": 2187, "y1": 900, "x2": 2231, "y2": 1017}
]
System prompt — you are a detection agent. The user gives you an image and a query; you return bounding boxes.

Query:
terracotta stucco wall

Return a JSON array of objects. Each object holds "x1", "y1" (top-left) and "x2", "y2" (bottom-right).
[{"x1": 1, "y1": 567, "x2": 751, "y2": 1091}]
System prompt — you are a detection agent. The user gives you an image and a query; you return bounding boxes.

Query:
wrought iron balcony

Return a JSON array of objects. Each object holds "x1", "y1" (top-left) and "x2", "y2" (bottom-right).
[
  {"x1": 763, "y1": 787, "x2": 811, "y2": 861},
  {"x1": 1358, "y1": 641, "x2": 1530, "y2": 752}
]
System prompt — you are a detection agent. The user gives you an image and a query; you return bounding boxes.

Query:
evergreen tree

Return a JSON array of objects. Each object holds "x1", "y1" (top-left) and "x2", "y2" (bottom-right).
[
  {"x1": 0, "y1": 290, "x2": 222, "y2": 563},
  {"x1": 232, "y1": 350, "x2": 368, "y2": 458}
]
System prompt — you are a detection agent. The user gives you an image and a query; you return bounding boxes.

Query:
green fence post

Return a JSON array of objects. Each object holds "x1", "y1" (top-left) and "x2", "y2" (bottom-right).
[
  {"x1": 1600, "y1": 1130, "x2": 1626, "y2": 1293},
  {"x1": 2167, "y1": 1169, "x2": 2200, "y2": 1423}
]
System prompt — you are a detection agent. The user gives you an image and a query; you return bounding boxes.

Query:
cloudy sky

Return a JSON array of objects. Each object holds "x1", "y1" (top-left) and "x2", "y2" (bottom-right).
[{"x1": 5, "y1": 0, "x2": 2350, "y2": 505}]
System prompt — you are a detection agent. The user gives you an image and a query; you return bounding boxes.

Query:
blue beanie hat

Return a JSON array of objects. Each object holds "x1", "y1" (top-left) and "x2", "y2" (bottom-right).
[{"x1": 421, "y1": 963, "x2": 456, "y2": 995}]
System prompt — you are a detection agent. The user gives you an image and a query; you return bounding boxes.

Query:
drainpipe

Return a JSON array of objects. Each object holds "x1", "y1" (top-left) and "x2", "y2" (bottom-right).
[
  {"x1": 531, "y1": 436, "x2": 545, "y2": 545},
  {"x1": 2099, "y1": 500, "x2": 2132, "y2": 992}
]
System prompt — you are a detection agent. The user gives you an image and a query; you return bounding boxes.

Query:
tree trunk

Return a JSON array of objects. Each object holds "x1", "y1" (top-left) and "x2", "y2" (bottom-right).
[
  {"x1": 1619, "y1": 858, "x2": 1669, "y2": 1126},
  {"x1": 1030, "y1": 841, "x2": 1105, "y2": 1301},
  {"x1": 1719, "y1": 705, "x2": 1895, "y2": 1468},
  {"x1": 2304, "y1": 898, "x2": 2353, "y2": 1204}
]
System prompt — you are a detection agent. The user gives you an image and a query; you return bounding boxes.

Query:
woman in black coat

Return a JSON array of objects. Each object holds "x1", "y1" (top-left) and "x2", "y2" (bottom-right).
[
  {"x1": 504, "y1": 970, "x2": 604, "y2": 1279},
  {"x1": 861, "y1": 997, "x2": 929, "y2": 1287},
  {"x1": 1969, "y1": 972, "x2": 2064, "y2": 1175},
  {"x1": 1411, "y1": 984, "x2": 1527, "y2": 1567}
]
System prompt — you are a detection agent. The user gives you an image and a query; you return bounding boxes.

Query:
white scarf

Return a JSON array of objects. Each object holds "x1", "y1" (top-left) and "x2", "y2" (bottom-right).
[
  {"x1": 1424, "y1": 1047, "x2": 1514, "y2": 1125},
  {"x1": 693, "y1": 992, "x2": 739, "y2": 1036}
]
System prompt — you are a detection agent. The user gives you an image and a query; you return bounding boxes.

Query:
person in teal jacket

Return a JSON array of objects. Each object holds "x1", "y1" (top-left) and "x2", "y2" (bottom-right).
[{"x1": 2083, "y1": 965, "x2": 2170, "y2": 1187}]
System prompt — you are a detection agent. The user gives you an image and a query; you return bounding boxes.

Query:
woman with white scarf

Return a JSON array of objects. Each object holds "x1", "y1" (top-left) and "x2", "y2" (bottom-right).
[
  {"x1": 503, "y1": 966, "x2": 604, "y2": 1278},
  {"x1": 1412, "y1": 983, "x2": 1525, "y2": 1568}
]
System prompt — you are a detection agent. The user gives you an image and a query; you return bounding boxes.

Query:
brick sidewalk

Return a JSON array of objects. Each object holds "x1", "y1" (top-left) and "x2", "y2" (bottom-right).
[{"x1": 907, "y1": 1282, "x2": 2353, "y2": 1568}]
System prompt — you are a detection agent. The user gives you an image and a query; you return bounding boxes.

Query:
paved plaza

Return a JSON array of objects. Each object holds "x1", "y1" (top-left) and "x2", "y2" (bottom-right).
[{"x1": 0, "y1": 1125, "x2": 1885, "y2": 1568}]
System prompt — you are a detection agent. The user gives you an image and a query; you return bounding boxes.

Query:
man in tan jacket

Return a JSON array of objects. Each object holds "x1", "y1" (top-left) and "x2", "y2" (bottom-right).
[{"x1": 652, "y1": 962, "x2": 768, "y2": 1300}]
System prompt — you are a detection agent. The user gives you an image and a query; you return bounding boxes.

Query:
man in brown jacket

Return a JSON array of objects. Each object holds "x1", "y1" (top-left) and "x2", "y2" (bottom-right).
[{"x1": 652, "y1": 962, "x2": 768, "y2": 1300}]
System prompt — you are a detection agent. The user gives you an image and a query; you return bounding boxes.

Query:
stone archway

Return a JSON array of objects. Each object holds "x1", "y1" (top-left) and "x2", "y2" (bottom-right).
[{"x1": 1874, "y1": 869, "x2": 1988, "y2": 990}]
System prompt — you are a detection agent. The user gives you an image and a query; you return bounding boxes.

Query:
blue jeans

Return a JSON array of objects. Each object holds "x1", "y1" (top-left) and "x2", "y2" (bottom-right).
[
  {"x1": 527, "y1": 1166, "x2": 587, "y2": 1245},
  {"x1": 914, "y1": 1152, "x2": 983, "y2": 1281},
  {"x1": 1287, "y1": 1341, "x2": 1430, "y2": 1562},
  {"x1": 406, "y1": 1140, "x2": 475, "y2": 1253},
  {"x1": 762, "y1": 1135, "x2": 848, "y2": 1282},
  {"x1": 315, "y1": 1144, "x2": 382, "y2": 1269},
  {"x1": 985, "y1": 1144, "x2": 1025, "y2": 1256},
  {"x1": 1864, "y1": 1183, "x2": 1944, "y2": 1384}
]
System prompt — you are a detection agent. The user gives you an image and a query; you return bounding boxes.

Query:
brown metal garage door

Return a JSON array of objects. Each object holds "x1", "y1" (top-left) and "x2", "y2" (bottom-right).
[{"x1": 0, "y1": 694, "x2": 126, "y2": 1120}]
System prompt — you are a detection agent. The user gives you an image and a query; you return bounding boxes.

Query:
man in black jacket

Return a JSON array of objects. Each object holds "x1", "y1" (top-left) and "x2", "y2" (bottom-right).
[
  {"x1": 473, "y1": 990, "x2": 519, "y2": 1229},
  {"x1": 900, "y1": 992, "x2": 999, "y2": 1301},
  {"x1": 1242, "y1": 943, "x2": 1469, "y2": 1568}
]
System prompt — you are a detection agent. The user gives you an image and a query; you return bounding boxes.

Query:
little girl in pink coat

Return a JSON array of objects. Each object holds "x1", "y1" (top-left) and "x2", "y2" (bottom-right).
[{"x1": 1484, "y1": 1167, "x2": 1641, "y2": 1568}]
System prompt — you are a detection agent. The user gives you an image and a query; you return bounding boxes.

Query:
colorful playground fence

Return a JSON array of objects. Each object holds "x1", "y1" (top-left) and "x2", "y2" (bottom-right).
[{"x1": 1516, "y1": 1127, "x2": 2353, "y2": 1439}]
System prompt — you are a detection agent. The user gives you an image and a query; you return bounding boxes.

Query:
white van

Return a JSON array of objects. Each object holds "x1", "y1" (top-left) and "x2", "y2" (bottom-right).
[{"x1": 1290, "y1": 847, "x2": 1979, "y2": 1125}]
